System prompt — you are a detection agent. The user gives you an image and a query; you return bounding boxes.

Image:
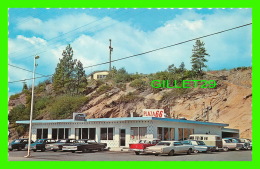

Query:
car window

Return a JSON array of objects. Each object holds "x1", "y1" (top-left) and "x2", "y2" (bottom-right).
[
  {"x1": 88, "y1": 140, "x2": 96, "y2": 143},
  {"x1": 197, "y1": 141, "x2": 205, "y2": 145},
  {"x1": 174, "y1": 142, "x2": 183, "y2": 146},
  {"x1": 157, "y1": 142, "x2": 171, "y2": 146},
  {"x1": 182, "y1": 141, "x2": 190, "y2": 145},
  {"x1": 189, "y1": 136, "x2": 194, "y2": 140},
  {"x1": 36, "y1": 139, "x2": 44, "y2": 143},
  {"x1": 224, "y1": 140, "x2": 231, "y2": 143},
  {"x1": 13, "y1": 140, "x2": 21, "y2": 143}
]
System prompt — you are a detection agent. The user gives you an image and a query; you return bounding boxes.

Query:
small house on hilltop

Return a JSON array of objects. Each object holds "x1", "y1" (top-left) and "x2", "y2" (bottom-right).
[{"x1": 87, "y1": 70, "x2": 109, "y2": 80}]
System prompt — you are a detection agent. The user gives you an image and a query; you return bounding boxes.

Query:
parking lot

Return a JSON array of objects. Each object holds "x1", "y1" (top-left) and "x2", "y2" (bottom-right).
[{"x1": 9, "y1": 150, "x2": 252, "y2": 161}]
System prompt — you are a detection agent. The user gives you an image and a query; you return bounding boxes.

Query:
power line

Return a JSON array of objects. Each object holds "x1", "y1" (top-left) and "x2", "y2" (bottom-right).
[
  {"x1": 83, "y1": 23, "x2": 252, "y2": 69},
  {"x1": 8, "y1": 23, "x2": 252, "y2": 84},
  {"x1": 8, "y1": 64, "x2": 46, "y2": 76}
]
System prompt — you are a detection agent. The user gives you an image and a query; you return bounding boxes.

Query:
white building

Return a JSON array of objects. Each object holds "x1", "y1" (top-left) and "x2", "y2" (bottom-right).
[
  {"x1": 16, "y1": 115, "x2": 238, "y2": 148},
  {"x1": 87, "y1": 71, "x2": 109, "y2": 80}
]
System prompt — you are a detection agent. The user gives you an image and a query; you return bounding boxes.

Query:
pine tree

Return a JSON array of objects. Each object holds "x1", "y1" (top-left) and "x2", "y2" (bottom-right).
[
  {"x1": 74, "y1": 60, "x2": 88, "y2": 94},
  {"x1": 22, "y1": 82, "x2": 28, "y2": 91},
  {"x1": 52, "y1": 44, "x2": 76, "y2": 94},
  {"x1": 191, "y1": 39, "x2": 209, "y2": 76}
]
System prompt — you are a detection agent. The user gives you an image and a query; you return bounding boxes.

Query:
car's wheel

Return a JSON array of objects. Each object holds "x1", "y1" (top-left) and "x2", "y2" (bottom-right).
[
  {"x1": 41, "y1": 148, "x2": 46, "y2": 152},
  {"x1": 155, "y1": 154, "x2": 159, "y2": 156},
  {"x1": 168, "y1": 150, "x2": 174, "y2": 156},
  {"x1": 33, "y1": 149, "x2": 36, "y2": 152},
  {"x1": 193, "y1": 150, "x2": 199, "y2": 153},
  {"x1": 135, "y1": 152, "x2": 140, "y2": 155},
  {"x1": 98, "y1": 147, "x2": 105, "y2": 151},
  {"x1": 223, "y1": 147, "x2": 229, "y2": 152},
  {"x1": 72, "y1": 151, "x2": 75, "y2": 153},
  {"x1": 235, "y1": 147, "x2": 240, "y2": 151},
  {"x1": 18, "y1": 146, "x2": 22, "y2": 151},
  {"x1": 9, "y1": 148, "x2": 13, "y2": 151},
  {"x1": 187, "y1": 149, "x2": 192, "y2": 155},
  {"x1": 53, "y1": 150, "x2": 57, "y2": 152}
]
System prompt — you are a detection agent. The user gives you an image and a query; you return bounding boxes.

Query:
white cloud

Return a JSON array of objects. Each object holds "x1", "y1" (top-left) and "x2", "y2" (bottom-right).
[{"x1": 9, "y1": 8, "x2": 252, "y2": 93}]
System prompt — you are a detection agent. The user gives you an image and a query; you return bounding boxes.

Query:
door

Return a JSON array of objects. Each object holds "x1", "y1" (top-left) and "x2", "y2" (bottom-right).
[{"x1": 120, "y1": 129, "x2": 126, "y2": 146}]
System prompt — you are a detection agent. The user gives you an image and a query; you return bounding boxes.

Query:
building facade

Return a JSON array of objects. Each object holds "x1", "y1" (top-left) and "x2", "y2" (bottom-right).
[
  {"x1": 16, "y1": 116, "x2": 233, "y2": 148},
  {"x1": 87, "y1": 71, "x2": 109, "y2": 80}
]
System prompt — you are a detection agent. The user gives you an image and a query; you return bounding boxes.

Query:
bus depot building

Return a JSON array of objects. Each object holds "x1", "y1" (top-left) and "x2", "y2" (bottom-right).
[{"x1": 16, "y1": 112, "x2": 238, "y2": 148}]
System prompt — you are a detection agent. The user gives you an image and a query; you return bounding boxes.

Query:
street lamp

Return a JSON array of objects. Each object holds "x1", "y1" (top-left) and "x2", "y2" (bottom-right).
[{"x1": 25, "y1": 55, "x2": 39, "y2": 158}]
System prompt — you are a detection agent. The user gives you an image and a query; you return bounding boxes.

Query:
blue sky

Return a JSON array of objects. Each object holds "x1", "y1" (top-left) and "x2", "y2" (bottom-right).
[{"x1": 8, "y1": 8, "x2": 252, "y2": 95}]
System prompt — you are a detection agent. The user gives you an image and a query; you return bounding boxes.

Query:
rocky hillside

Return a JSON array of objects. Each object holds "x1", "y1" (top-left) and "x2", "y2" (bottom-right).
[{"x1": 8, "y1": 68, "x2": 252, "y2": 139}]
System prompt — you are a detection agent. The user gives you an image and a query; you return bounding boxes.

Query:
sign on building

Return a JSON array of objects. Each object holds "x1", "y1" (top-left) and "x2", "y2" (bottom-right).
[
  {"x1": 73, "y1": 113, "x2": 86, "y2": 121},
  {"x1": 142, "y1": 109, "x2": 165, "y2": 118}
]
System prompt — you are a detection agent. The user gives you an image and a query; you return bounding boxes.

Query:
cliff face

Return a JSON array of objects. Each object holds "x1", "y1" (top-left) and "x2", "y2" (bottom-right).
[{"x1": 9, "y1": 68, "x2": 252, "y2": 139}]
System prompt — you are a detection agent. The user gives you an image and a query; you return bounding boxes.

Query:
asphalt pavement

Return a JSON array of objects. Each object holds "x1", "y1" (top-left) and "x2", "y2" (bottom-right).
[{"x1": 8, "y1": 149, "x2": 252, "y2": 161}]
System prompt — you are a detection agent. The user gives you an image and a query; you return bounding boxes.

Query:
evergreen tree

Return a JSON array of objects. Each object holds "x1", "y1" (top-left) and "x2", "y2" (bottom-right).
[
  {"x1": 74, "y1": 60, "x2": 88, "y2": 94},
  {"x1": 52, "y1": 44, "x2": 77, "y2": 94},
  {"x1": 191, "y1": 39, "x2": 209, "y2": 76},
  {"x1": 22, "y1": 82, "x2": 28, "y2": 91},
  {"x1": 179, "y1": 62, "x2": 185, "y2": 73}
]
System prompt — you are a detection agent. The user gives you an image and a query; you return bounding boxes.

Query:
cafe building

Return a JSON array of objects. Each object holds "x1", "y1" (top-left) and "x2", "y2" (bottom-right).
[{"x1": 16, "y1": 110, "x2": 238, "y2": 148}]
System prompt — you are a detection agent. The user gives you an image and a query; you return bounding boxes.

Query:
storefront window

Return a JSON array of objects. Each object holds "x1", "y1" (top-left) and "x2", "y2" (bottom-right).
[
  {"x1": 37, "y1": 128, "x2": 48, "y2": 139},
  {"x1": 130, "y1": 127, "x2": 147, "y2": 140},
  {"x1": 178, "y1": 128, "x2": 194, "y2": 141},
  {"x1": 158, "y1": 127, "x2": 175, "y2": 140},
  {"x1": 157, "y1": 127, "x2": 162, "y2": 140},
  {"x1": 139, "y1": 127, "x2": 147, "y2": 139},
  {"x1": 76, "y1": 128, "x2": 96, "y2": 140},
  {"x1": 52, "y1": 128, "x2": 70, "y2": 139},
  {"x1": 130, "y1": 127, "x2": 139, "y2": 140},
  {"x1": 100, "y1": 128, "x2": 114, "y2": 140}
]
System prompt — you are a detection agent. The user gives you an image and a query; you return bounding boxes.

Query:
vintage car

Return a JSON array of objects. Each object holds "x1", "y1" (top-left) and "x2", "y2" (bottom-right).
[
  {"x1": 129, "y1": 138, "x2": 160, "y2": 155},
  {"x1": 222, "y1": 138, "x2": 243, "y2": 151},
  {"x1": 8, "y1": 139, "x2": 34, "y2": 151},
  {"x1": 225, "y1": 138, "x2": 249, "y2": 150},
  {"x1": 30, "y1": 139, "x2": 56, "y2": 152},
  {"x1": 46, "y1": 139, "x2": 76, "y2": 152},
  {"x1": 239, "y1": 138, "x2": 251, "y2": 150},
  {"x1": 189, "y1": 134, "x2": 223, "y2": 151},
  {"x1": 62, "y1": 139, "x2": 107, "y2": 153},
  {"x1": 181, "y1": 140, "x2": 216, "y2": 153},
  {"x1": 144, "y1": 141, "x2": 194, "y2": 156}
]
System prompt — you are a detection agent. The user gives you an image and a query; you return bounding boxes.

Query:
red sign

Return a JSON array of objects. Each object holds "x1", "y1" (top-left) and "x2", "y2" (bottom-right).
[{"x1": 142, "y1": 109, "x2": 165, "y2": 118}]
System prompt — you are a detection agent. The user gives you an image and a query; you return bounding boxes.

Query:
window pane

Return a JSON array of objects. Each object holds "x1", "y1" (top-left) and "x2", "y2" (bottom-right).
[
  {"x1": 82, "y1": 128, "x2": 88, "y2": 139},
  {"x1": 108, "y1": 128, "x2": 114, "y2": 140},
  {"x1": 157, "y1": 127, "x2": 162, "y2": 140},
  {"x1": 164, "y1": 128, "x2": 169, "y2": 140},
  {"x1": 58, "y1": 128, "x2": 64, "y2": 139},
  {"x1": 101, "y1": 128, "x2": 107, "y2": 140},
  {"x1": 170, "y1": 128, "x2": 175, "y2": 140},
  {"x1": 43, "y1": 129, "x2": 48, "y2": 139},
  {"x1": 178, "y1": 128, "x2": 183, "y2": 141},
  {"x1": 130, "y1": 127, "x2": 138, "y2": 140},
  {"x1": 89, "y1": 128, "x2": 96, "y2": 140},
  {"x1": 139, "y1": 127, "x2": 147, "y2": 139},
  {"x1": 65, "y1": 128, "x2": 69, "y2": 139},
  {"x1": 52, "y1": 129, "x2": 57, "y2": 139},
  {"x1": 37, "y1": 129, "x2": 42, "y2": 139},
  {"x1": 183, "y1": 128, "x2": 194, "y2": 140}
]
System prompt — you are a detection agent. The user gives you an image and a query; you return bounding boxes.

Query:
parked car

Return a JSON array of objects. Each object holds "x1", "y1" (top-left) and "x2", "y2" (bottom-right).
[
  {"x1": 222, "y1": 138, "x2": 243, "y2": 151},
  {"x1": 181, "y1": 140, "x2": 216, "y2": 153},
  {"x1": 62, "y1": 139, "x2": 107, "y2": 153},
  {"x1": 226, "y1": 138, "x2": 250, "y2": 150},
  {"x1": 144, "y1": 141, "x2": 193, "y2": 156},
  {"x1": 46, "y1": 139, "x2": 76, "y2": 152},
  {"x1": 8, "y1": 139, "x2": 34, "y2": 151},
  {"x1": 189, "y1": 134, "x2": 223, "y2": 151},
  {"x1": 239, "y1": 138, "x2": 251, "y2": 150},
  {"x1": 30, "y1": 139, "x2": 56, "y2": 152},
  {"x1": 129, "y1": 138, "x2": 160, "y2": 155}
]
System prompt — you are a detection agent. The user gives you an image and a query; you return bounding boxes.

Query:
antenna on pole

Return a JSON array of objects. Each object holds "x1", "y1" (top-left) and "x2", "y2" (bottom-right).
[{"x1": 109, "y1": 39, "x2": 113, "y2": 71}]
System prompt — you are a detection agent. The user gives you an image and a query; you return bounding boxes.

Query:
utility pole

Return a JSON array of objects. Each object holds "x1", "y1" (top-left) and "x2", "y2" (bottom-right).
[
  {"x1": 25, "y1": 55, "x2": 39, "y2": 158},
  {"x1": 109, "y1": 39, "x2": 113, "y2": 71}
]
